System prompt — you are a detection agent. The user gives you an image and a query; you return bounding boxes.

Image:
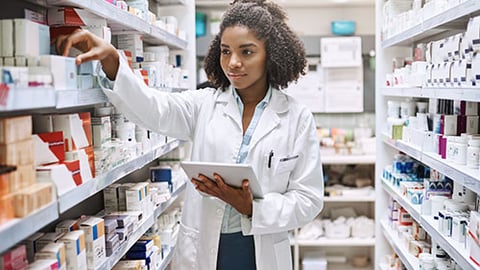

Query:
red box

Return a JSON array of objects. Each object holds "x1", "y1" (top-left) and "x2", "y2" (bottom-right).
[
  {"x1": 35, "y1": 131, "x2": 65, "y2": 165},
  {"x1": 63, "y1": 160, "x2": 82, "y2": 186}
]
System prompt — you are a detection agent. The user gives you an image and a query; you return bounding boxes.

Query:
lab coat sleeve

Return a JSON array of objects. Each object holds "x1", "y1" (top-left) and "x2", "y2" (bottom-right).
[
  {"x1": 243, "y1": 109, "x2": 324, "y2": 235},
  {"x1": 98, "y1": 54, "x2": 212, "y2": 140}
]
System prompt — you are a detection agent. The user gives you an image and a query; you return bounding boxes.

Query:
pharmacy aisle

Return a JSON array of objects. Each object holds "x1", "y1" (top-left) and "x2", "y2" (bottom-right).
[{"x1": 0, "y1": 0, "x2": 195, "y2": 269}]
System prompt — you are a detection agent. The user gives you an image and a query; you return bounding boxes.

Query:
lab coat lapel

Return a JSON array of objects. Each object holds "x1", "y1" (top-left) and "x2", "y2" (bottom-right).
[
  {"x1": 249, "y1": 89, "x2": 289, "y2": 150},
  {"x1": 216, "y1": 87, "x2": 242, "y2": 130}
]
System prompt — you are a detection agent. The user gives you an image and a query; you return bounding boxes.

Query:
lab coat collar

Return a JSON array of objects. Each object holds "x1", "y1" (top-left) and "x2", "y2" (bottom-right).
[
  {"x1": 216, "y1": 85, "x2": 289, "y2": 114},
  {"x1": 216, "y1": 86, "x2": 289, "y2": 150}
]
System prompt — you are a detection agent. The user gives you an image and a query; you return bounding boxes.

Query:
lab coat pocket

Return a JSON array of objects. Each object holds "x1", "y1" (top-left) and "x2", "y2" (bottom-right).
[
  {"x1": 273, "y1": 154, "x2": 299, "y2": 175},
  {"x1": 273, "y1": 238, "x2": 293, "y2": 270},
  {"x1": 172, "y1": 223, "x2": 199, "y2": 269}
]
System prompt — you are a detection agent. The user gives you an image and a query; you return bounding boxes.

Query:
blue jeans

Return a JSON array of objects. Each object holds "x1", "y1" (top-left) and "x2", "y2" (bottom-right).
[{"x1": 217, "y1": 232, "x2": 256, "y2": 270}]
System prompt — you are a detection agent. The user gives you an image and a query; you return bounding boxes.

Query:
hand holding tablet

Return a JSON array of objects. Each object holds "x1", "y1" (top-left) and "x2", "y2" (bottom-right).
[{"x1": 180, "y1": 161, "x2": 264, "y2": 198}]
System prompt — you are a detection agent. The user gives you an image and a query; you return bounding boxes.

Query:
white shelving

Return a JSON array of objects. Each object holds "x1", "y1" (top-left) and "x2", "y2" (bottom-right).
[
  {"x1": 381, "y1": 0, "x2": 480, "y2": 48},
  {"x1": 382, "y1": 133, "x2": 480, "y2": 195},
  {"x1": 381, "y1": 87, "x2": 480, "y2": 102},
  {"x1": 381, "y1": 177, "x2": 478, "y2": 270},
  {"x1": 103, "y1": 182, "x2": 185, "y2": 270},
  {"x1": 46, "y1": 0, "x2": 187, "y2": 49},
  {"x1": 381, "y1": 220, "x2": 419, "y2": 270},
  {"x1": 58, "y1": 139, "x2": 182, "y2": 213},
  {"x1": 1, "y1": 0, "x2": 195, "y2": 264},
  {"x1": 0, "y1": 202, "x2": 58, "y2": 254}
]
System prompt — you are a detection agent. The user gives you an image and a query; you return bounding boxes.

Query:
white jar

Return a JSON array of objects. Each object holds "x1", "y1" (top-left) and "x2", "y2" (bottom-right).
[
  {"x1": 467, "y1": 138, "x2": 480, "y2": 169},
  {"x1": 446, "y1": 136, "x2": 457, "y2": 163},
  {"x1": 387, "y1": 100, "x2": 401, "y2": 118},
  {"x1": 455, "y1": 135, "x2": 467, "y2": 165}
]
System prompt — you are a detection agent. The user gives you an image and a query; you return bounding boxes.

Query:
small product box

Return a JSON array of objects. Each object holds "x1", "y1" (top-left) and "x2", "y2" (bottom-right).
[
  {"x1": 52, "y1": 114, "x2": 90, "y2": 152},
  {"x1": 91, "y1": 116, "x2": 111, "y2": 149},
  {"x1": 34, "y1": 242, "x2": 67, "y2": 270},
  {"x1": 13, "y1": 19, "x2": 50, "y2": 57},
  {"x1": 35, "y1": 232, "x2": 65, "y2": 253},
  {"x1": 39, "y1": 55, "x2": 77, "y2": 90},
  {"x1": 62, "y1": 160, "x2": 82, "y2": 186},
  {"x1": 0, "y1": 138, "x2": 34, "y2": 166},
  {"x1": 79, "y1": 217, "x2": 106, "y2": 269},
  {"x1": 47, "y1": 7, "x2": 107, "y2": 27},
  {"x1": 13, "y1": 182, "x2": 53, "y2": 217},
  {"x1": 0, "y1": 245, "x2": 28, "y2": 270},
  {"x1": 103, "y1": 184, "x2": 121, "y2": 212},
  {"x1": 58, "y1": 230, "x2": 87, "y2": 270},
  {"x1": 25, "y1": 259, "x2": 59, "y2": 270},
  {"x1": 33, "y1": 131, "x2": 65, "y2": 166},
  {"x1": 36, "y1": 163, "x2": 77, "y2": 196},
  {"x1": 55, "y1": 219, "x2": 80, "y2": 233},
  {"x1": 0, "y1": 115, "x2": 32, "y2": 144}
]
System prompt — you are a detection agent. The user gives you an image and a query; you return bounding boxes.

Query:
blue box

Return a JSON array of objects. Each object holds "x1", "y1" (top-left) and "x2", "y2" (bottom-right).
[{"x1": 331, "y1": 20, "x2": 356, "y2": 36}]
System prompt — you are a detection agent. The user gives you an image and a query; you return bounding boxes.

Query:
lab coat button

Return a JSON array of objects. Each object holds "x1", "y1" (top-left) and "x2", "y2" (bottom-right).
[
  {"x1": 216, "y1": 209, "x2": 223, "y2": 215},
  {"x1": 210, "y1": 248, "x2": 216, "y2": 254}
]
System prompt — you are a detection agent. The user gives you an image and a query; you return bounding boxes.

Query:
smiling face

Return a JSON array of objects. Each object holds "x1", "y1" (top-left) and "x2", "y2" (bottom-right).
[{"x1": 220, "y1": 25, "x2": 268, "y2": 95}]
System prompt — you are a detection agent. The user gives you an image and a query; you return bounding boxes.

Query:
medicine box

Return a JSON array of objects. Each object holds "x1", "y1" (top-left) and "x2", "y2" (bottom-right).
[
  {"x1": 58, "y1": 230, "x2": 87, "y2": 270},
  {"x1": 39, "y1": 55, "x2": 77, "y2": 90},
  {"x1": 34, "y1": 242, "x2": 67, "y2": 270},
  {"x1": 79, "y1": 217, "x2": 106, "y2": 269},
  {"x1": 14, "y1": 19, "x2": 50, "y2": 57},
  {"x1": 0, "y1": 116, "x2": 32, "y2": 144},
  {"x1": 33, "y1": 132, "x2": 65, "y2": 166}
]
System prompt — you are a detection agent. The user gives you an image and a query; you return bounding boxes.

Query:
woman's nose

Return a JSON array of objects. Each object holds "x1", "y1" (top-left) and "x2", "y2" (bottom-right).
[{"x1": 229, "y1": 54, "x2": 242, "y2": 68}]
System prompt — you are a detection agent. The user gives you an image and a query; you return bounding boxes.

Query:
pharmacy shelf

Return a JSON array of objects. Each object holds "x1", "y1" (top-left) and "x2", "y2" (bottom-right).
[
  {"x1": 382, "y1": 0, "x2": 480, "y2": 48},
  {"x1": 0, "y1": 202, "x2": 58, "y2": 254},
  {"x1": 381, "y1": 178, "x2": 422, "y2": 222},
  {"x1": 56, "y1": 88, "x2": 108, "y2": 109},
  {"x1": 295, "y1": 237, "x2": 375, "y2": 247},
  {"x1": 154, "y1": 181, "x2": 186, "y2": 219},
  {"x1": 58, "y1": 139, "x2": 182, "y2": 213},
  {"x1": 101, "y1": 213, "x2": 154, "y2": 270},
  {"x1": 381, "y1": 220, "x2": 419, "y2": 270},
  {"x1": 324, "y1": 195, "x2": 375, "y2": 202},
  {"x1": 0, "y1": 88, "x2": 56, "y2": 112},
  {"x1": 422, "y1": 216, "x2": 477, "y2": 270},
  {"x1": 381, "y1": 87, "x2": 480, "y2": 102},
  {"x1": 321, "y1": 154, "x2": 376, "y2": 165},
  {"x1": 382, "y1": 177, "x2": 479, "y2": 270},
  {"x1": 46, "y1": 0, "x2": 187, "y2": 49},
  {"x1": 382, "y1": 133, "x2": 480, "y2": 195}
]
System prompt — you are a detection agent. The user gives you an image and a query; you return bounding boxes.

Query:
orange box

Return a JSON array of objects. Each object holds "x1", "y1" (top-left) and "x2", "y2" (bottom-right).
[
  {"x1": 85, "y1": 145, "x2": 95, "y2": 178},
  {"x1": 0, "y1": 165, "x2": 16, "y2": 197},
  {"x1": 13, "y1": 182, "x2": 53, "y2": 218},
  {"x1": 0, "y1": 115, "x2": 32, "y2": 144},
  {"x1": 10, "y1": 164, "x2": 35, "y2": 191},
  {"x1": 0, "y1": 138, "x2": 34, "y2": 166},
  {"x1": 0, "y1": 194, "x2": 15, "y2": 224},
  {"x1": 34, "y1": 131, "x2": 65, "y2": 165},
  {"x1": 79, "y1": 112, "x2": 93, "y2": 147}
]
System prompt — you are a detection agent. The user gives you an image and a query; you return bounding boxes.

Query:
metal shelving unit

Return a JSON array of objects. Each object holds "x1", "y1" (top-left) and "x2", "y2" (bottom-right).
[
  {"x1": 381, "y1": 0, "x2": 480, "y2": 48},
  {"x1": 382, "y1": 133, "x2": 480, "y2": 195},
  {"x1": 46, "y1": 0, "x2": 188, "y2": 49},
  {"x1": 58, "y1": 139, "x2": 182, "y2": 213},
  {"x1": 0, "y1": 202, "x2": 59, "y2": 254},
  {"x1": 381, "y1": 220, "x2": 419, "y2": 270},
  {"x1": 0, "y1": 88, "x2": 56, "y2": 112},
  {"x1": 381, "y1": 87, "x2": 480, "y2": 102}
]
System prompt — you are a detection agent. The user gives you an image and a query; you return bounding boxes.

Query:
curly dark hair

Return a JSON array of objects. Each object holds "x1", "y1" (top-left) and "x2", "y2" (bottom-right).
[{"x1": 203, "y1": 0, "x2": 307, "y2": 90}]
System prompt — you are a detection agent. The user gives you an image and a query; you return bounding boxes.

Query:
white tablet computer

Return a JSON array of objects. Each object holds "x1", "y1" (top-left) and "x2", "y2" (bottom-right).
[{"x1": 180, "y1": 161, "x2": 264, "y2": 198}]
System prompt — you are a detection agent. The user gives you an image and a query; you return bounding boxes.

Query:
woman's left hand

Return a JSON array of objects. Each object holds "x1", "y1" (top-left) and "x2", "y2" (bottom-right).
[{"x1": 192, "y1": 173, "x2": 253, "y2": 217}]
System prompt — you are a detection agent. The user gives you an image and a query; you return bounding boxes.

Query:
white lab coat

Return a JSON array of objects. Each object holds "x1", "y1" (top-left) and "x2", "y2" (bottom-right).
[{"x1": 101, "y1": 56, "x2": 324, "y2": 270}]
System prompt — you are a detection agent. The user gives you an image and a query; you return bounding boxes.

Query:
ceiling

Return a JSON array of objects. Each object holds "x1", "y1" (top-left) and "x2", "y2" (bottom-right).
[{"x1": 195, "y1": 0, "x2": 375, "y2": 8}]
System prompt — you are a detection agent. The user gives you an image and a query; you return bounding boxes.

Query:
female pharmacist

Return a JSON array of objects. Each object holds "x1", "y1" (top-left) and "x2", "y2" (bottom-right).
[{"x1": 56, "y1": 0, "x2": 324, "y2": 269}]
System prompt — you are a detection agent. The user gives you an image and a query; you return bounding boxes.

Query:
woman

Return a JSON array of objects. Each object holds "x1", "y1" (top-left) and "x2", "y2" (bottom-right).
[{"x1": 57, "y1": 0, "x2": 324, "y2": 269}]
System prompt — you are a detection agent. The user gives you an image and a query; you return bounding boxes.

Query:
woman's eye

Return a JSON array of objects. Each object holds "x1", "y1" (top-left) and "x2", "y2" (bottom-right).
[
  {"x1": 243, "y1": 50, "x2": 252, "y2": 55},
  {"x1": 221, "y1": 49, "x2": 230, "y2": 55}
]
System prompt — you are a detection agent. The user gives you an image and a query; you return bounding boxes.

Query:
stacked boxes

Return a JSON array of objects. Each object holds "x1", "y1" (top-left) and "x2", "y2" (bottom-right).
[
  {"x1": 0, "y1": 116, "x2": 54, "y2": 219},
  {"x1": 79, "y1": 217, "x2": 106, "y2": 269}
]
